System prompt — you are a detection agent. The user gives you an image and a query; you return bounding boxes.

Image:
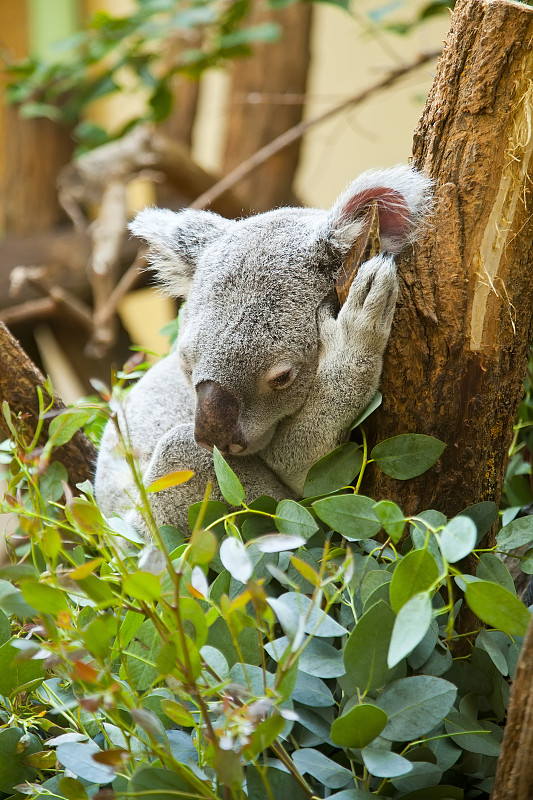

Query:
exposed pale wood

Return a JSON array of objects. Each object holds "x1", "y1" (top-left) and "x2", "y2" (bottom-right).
[
  {"x1": 364, "y1": 0, "x2": 533, "y2": 534},
  {"x1": 222, "y1": 1, "x2": 313, "y2": 212},
  {"x1": 0, "y1": 322, "x2": 96, "y2": 486}
]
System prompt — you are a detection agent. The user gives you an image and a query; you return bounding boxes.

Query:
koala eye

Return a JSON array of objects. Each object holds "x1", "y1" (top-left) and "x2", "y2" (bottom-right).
[{"x1": 266, "y1": 364, "x2": 297, "y2": 390}]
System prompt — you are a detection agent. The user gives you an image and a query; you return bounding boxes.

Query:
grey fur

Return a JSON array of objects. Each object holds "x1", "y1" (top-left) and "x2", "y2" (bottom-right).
[{"x1": 94, "y1": 164, "x2": 432, "y2": 536}]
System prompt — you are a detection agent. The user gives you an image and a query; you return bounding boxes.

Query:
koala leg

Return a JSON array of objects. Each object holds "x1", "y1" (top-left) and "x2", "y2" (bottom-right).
[
  {"x1": 141, "y1": 423, "x2": 292, "y2": 532},
  {"x1": 261, "y1": 255, "x2": 398, "y2": 494}
]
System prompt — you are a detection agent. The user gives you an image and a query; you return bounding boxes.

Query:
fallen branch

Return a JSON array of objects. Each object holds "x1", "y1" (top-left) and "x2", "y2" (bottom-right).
[{"x1": 190, "y1": 50, "x2": 441, "y2": 211}]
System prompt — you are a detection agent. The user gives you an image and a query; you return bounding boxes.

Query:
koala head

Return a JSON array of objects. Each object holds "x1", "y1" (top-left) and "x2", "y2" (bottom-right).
[{"x1": 130, "y1": 164, "x2": 431, "y2": 456}]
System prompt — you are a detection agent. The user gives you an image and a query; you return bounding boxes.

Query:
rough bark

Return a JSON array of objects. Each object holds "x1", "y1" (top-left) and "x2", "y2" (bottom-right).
[
  {"x1": 364, "y1": 0, "x2": 533, "y2": 530},
  {"x1": 0, "y1": 322, "x2": 96, "y2": 486},
  {"x1": 222, "y1": 1, "x2": 312, "y2": 212},
  {"x1": 491, "y1": 614, "x2": 533, "y2": 799}
]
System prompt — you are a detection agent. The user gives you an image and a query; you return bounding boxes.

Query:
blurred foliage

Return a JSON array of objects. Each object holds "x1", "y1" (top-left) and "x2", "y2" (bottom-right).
[{"x1": 3, "y1": 0, "x2": 454, "y2": 152}]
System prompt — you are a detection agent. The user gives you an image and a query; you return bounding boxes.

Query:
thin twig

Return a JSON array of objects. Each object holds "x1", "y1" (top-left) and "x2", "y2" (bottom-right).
[
  {"x1": 93, "y1": 247, "x2": 148, "y2": 329},
  {"x1": 190, "y1": 50, "x2": 441, "y2": 211}
]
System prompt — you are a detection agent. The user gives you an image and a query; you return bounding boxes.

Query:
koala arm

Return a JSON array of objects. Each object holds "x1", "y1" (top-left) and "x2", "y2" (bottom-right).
[{"x1": 260, "y1": 254, "x2": 397, "y2": 495}]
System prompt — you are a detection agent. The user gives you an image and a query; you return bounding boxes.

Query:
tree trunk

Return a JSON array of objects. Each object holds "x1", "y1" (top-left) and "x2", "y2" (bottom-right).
[
  {"x1": 491, "y1": 614, "x2": 533, "y2": 799},
  {"x1": 0, "y1": 322, "x2": 96, "y2": 486},
  {"x1": 364, "y1": 0, "x2": 533, "y2": 532},
  {"x1": 222, "y1": 1, "x2": 313, "y2": 212}
]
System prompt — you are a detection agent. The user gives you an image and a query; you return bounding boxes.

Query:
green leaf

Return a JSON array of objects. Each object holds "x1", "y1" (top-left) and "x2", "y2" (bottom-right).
[
  {"x1": 458, "y1": 501, "x2": 498, "y2": 540},
  {"x1": 130, "y1": 764, "x2": 201, "y2": 797},
  {"x1": 373, "y1": 500, "x2": 405, "y2": 542},
  {"x1": 20, "y1": 581, "x2": 69, "y2": 616},
  {"x1": 497, "y1": 514, "x2": 533, "y2": 551},
  {"x1": 0, "y1": 728, "x2": 40, "y2": 792},
  {"x1": 465, "y1": 581, "x2": 530, "y2": 635},
  {"x1": 344, "y1": 600, "x2": 396, "y2": 691},
  {"x1": 388, "y1": 591, "x2": 432, "y2": 667},
  {"x1": 360, "y1": 570, "x2": 392, "y2": 607},
  {"x1": 48, "y1": 409, "x2": 92, "y2": 447},
  {"x1": 246, "y1": 764, "x2": 308, "y2": 800},
  {"x1": 477, "y1": 553, "x2": 516, "y2": 594},
  {"x1": 520, "y1": 547, "x2": 533, "y2": 575},
  {"x1": 361, "y1": 746, "x2": 413, "y2": 778},
  {"x1": 58, "y1": 776, "x2": 89, "y2": 800},
  {"x1": 476, "y1": 629, "x2": 508, "y2": 675},
  {"x1": 122, "y1": 571, "x2": 161, "y2": 602},
  {"x1": 350, "y1": 391, "x2": 382, "y2": 429},
  {"x1": 292, "y1": 670, "x2": 335, "y2": 707},
  {"x1": 250, "y1": 533, "x2": 305, "y2": 552},
  {"x1": 371, "y1": 434, "x2": 446, "y2": 479},
  {"x1": 244, "y1": 714, "x2": 285, "y2": 759},
  {"x1": 376, "y1": 676, "x2": 456, "y2": 740},
  {"x1": 266, "y1": 635, "x2": 345, "y2": 678},
  {"x1": 213, "y1": 447, "x2": 245, "y2": 505},
  {"x1": 444, "y1": 711, "x2": 501, "y2": 756},
  {"x1": 275, "y1": 499, "x2": 318, "y2": 539},
  {"x1": 312, "y1": 494, "x2": 381, "y2": 539},
  {"x1": 303, "y1": 442, "x2": 363, "y2": 497},
  {"x1": 68, "y1": 497, "x2": 105, "y2": 534},
  {"x1": 0, "y1": 610, "x2": 11, "y2": 646},
  {"x1": 389, "y1": 549, "x2": 439, "y2": 612},
  {"x1": 437, "y1": 516, "x2": 477, "y2": 562},
  {"x1": 331, "y1": 703, "x2": 387, "y2": 748},
  {"x1": 291, "y1": 748, "x2": 353, "y2": 789}
]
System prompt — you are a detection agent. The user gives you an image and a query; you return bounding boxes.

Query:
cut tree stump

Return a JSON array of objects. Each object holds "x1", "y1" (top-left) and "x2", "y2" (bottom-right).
[
  {"x1": 364, "y1": 0, "x2": 533, "y2": 531},
  {"x1": 0, "y1": 322, "x2": 96, "y2": 486}
]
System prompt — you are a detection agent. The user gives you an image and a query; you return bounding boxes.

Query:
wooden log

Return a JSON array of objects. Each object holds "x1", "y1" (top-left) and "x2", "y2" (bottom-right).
[
  {"x1": 364, "y1": 0, "x2": 533, "y2": 531},
  {"x1": 491, "y1": 614, "x2": 533, "y2": 799},
  {"x1": 0, "y1": 322, "x2": 96, "y2": 486}
]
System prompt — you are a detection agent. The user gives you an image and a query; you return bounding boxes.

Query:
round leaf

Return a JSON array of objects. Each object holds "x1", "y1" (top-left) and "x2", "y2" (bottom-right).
[
  {"x1": 291, "y1": 748, "x2": 353, "y2": 789},
  {"x1": 56, "y1": 741, "x2": 116, "y2": 783},
  {"x1": 373, "y1": 500, "x2": 405, "y2": 543},
  {"x1": 361, "y1": 747, "x2": 413, "y2": 778},
  {"x1": 371, "y1": 434, "x2": 445, "y2": 480},
  {"x1": 376, "y1": 676, "x2": 457, "y2": 740},
  {"x1": 497, "y1": 514, "x2": 533, "y2": 551},
  {"x1": 312, "y1": 494, "x2": 381, "y2": 540},
  {"x1": 389, "y1": 550, "x2": 439, "y2": 613},
  {"x1": 275, "y1": 499, "x2": 318, "y2": 539},
  {"x1": 331, "y1": 703, "x2": 388, "y2": 749},
  {"x1": 438, "y1": 516, "x2": 477, "y2": 563},
  {"x1": 303, "y1": 442, "x2": 363, "y2": 497}
]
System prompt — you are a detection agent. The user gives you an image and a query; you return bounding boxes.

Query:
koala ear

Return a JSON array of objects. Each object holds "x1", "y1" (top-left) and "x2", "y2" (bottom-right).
[
  {"x1": 327, "y1": 164, "x2": 433, "y2": 255},
  {"x1": 129, "y1": 207, "x2": 233, "y2": 297}
]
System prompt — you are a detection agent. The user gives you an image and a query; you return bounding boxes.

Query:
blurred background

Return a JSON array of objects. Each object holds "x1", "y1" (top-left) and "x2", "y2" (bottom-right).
[{"x1": 0, "y1": 0, "x2": 451, "y2": 406}]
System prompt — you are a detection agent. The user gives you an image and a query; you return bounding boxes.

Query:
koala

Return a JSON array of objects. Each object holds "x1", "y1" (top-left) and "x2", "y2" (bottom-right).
[{"x1": 94, "y1": 164, "x2": 432, "y2": 536}]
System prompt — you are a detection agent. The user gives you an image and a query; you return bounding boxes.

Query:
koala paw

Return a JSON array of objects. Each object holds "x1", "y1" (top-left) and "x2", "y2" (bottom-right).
[{"x1": 340, "y1": 254, "x2": 398, "y2": 340}]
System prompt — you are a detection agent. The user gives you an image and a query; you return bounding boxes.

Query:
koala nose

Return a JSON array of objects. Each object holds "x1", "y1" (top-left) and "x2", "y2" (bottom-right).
[{"x1": 194, "y1": 380, "x2": 247, "y2": 455}]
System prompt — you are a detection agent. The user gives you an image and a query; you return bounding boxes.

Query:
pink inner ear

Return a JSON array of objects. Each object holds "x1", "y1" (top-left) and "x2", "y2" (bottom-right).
[{"x1": 341, "y1": 187, "x2": 410, "y2": 240}]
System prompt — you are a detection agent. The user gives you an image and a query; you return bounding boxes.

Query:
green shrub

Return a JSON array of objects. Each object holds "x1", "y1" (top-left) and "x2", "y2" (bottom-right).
[{"x1": 0, "y1": 387, "x2": 531, "y2": 800}]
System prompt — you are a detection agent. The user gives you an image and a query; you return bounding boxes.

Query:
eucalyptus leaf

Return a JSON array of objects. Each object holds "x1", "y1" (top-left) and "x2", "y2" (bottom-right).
[
  {"x1": 291, "y1": 748, "x2": 353, "y2": 789},
  {"x1": 213, "y1": 447, "x2": 245, "y2": 506},
  {"x1": 344, "y1": 600, "x2": 396, "y2": 691},
  {"x1": 438, "y1": 516, "x2": 477, "y2": 562},
  {"x1": 388, "y1": 591, "x2": 432, "y2": 667},
  {"x1": 303, "y1": 442, "x2": 363, "y2": 497},
  {"x1": 497, "y1": 514, "x2": 533, "y2": 551},
  {"x1": 465, "y1": 581, "x2": 530, "y2": 635},
  {"x1": 376, "y1": 676, "x2": 456, "y2": 740},
  {"x1": 275, "y1": 499, "x2": 318, "y2": 539},
  {"x1": 56, "y1": 741, "x2": 116, "y2": 783},
  {"x1": 219, "y1": 537, "x2": 252, "y2": 583},
  {"x1": 313, "y1": 494, "x2": 381, "y2": 539},
  {"x1": 361, "y1": 746, "x2": 413, "y2": 778},
  {"x1": 371, "y1": 434, "x2": 446, "y2": 479},
  {"x1": 331, "y1": 703, "x2": 387, "y2": 749},
  {"x1": 266, "y1": 635, "x2": 345, "y2": 678},
  {"x1": 389, "y1": 549, "x2": 439, "y2": 612}
]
